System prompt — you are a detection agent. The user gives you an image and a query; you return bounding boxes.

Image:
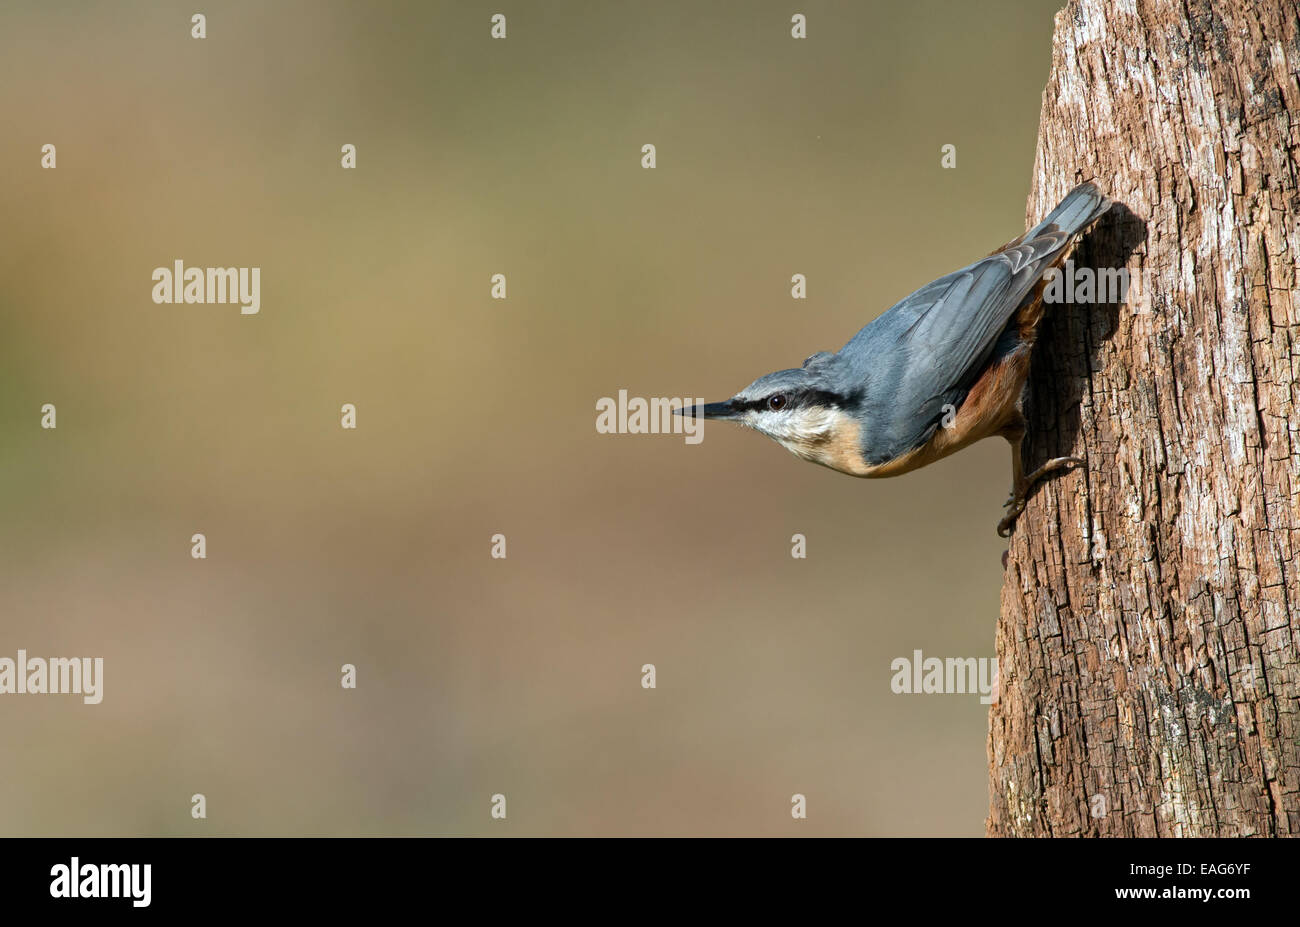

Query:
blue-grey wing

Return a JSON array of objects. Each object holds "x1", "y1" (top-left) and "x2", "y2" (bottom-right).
[{"x1": 841, "y1": 183, "x2": 1110, "y2": 464}]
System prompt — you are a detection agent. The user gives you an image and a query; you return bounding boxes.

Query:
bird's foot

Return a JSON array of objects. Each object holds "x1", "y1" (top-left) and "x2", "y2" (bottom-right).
[{"x1": 996, "y1": 456, "x2": 1085, "y2": 537}]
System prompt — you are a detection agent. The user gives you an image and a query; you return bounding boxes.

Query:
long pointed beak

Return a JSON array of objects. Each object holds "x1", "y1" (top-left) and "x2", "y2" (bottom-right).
[{"x1": 674, "y1": 400, "x2": 739, "y2": 420}]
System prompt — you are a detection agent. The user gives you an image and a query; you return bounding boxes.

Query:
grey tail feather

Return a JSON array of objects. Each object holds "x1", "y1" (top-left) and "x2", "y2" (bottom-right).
[{"x1": 1025, "y1": 181, "x2": 1112, "y2": 240}]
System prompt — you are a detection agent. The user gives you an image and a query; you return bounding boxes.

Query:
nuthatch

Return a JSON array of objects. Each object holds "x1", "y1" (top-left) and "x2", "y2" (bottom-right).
[{"x1": 678, "y1": 182, "x2": 1112, "y2": 536}]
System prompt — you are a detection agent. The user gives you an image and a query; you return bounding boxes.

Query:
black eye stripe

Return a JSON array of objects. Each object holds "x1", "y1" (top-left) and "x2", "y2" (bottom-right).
[{"x1": 734, "y1": 388, "x2": 859, "y2": 413}]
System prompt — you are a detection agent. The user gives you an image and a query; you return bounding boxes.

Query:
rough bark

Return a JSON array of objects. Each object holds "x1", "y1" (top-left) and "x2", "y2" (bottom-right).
[{"x1": 988, "y1": 0, "x2": 1300, "y2": 836}]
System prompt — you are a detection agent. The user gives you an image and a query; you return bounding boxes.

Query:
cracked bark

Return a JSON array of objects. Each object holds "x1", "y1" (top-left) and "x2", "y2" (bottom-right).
[{"x1": 988, "y1": 0, "x2": 1300, "y2": 836}]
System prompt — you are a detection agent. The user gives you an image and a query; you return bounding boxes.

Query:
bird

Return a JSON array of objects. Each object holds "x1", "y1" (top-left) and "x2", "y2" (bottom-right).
[{"x1": 676, "y1": 182, "x2": 1112, "y2": 536}]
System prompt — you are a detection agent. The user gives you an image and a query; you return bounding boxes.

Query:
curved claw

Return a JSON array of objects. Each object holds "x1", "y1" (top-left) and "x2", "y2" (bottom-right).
[{"x1": 997, "y1": 502, "x2": 1025, "y2": 537}]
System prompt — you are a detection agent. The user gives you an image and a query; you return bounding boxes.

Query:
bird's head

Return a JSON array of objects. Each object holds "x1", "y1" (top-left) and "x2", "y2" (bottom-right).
[{"x1": 676, "y1": 352, "x2": 869, "y2": 473}]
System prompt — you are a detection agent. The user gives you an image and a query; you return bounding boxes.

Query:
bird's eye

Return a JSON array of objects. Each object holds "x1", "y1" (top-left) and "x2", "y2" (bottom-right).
[{"x1": 768, "y1": 394, "x2": 787, "y2": 411}]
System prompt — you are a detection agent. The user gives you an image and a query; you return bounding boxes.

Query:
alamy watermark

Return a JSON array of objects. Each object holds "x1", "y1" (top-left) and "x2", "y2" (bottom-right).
[
  {"x1": 0, "y1": 650, "x2": 103, "y2": 704},
  {"x1": 1042, "y1": 259, "x2": 1129, "y2": 304},
  {"x1": 890, "y1": 649, "x2": 997, "y2": 704},
  {"x1": 596, "y1": 389, "x2": 704, "y2": 444},
  {"x1": 152, "y1": 260, "x2": 261, "y2": 315}
]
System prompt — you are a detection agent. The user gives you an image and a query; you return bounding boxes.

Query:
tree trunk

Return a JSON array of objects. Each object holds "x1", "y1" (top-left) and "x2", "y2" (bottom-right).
[{"x1": 988, "y1": 0, "x2": 1300, "y2": 836}]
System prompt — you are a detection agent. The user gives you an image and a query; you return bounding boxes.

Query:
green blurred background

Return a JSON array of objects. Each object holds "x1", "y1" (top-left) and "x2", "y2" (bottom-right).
[{"x1": 1, "y1": 0, "x2": 1068, "y2": 835}]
